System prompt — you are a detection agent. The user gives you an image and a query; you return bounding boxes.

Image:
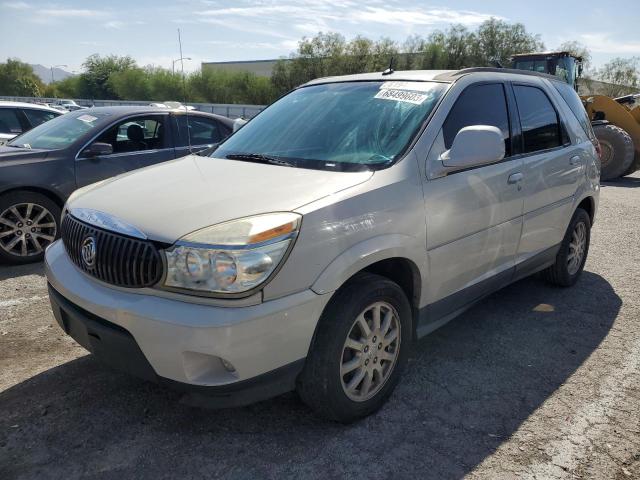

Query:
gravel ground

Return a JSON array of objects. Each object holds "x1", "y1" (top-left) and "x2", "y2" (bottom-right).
[{"x1": 1, "y1": 174, "x2": 639, "y2": 480}]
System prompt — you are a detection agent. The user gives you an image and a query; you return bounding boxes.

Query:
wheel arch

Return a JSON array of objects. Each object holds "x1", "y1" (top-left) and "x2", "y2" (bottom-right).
[
  {"x1": 311, "y1": 234, "x2": 425, "y2": 334},
  {"x1": 576, "y1": 195, "x2": 596, "y2": 225},
  {"x1": 0, "y1": 186, "x2": 66, "y2": 210}
]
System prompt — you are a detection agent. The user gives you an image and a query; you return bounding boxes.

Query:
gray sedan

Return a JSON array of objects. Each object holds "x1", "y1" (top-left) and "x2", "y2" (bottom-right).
[{"x1": 0, "y1": 106, "x2": 235, "y2": 264}]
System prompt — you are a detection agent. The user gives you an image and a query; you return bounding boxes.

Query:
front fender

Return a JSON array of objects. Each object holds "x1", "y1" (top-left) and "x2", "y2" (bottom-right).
[{"x1": 311, "y1": 233, "x2": 426, "y2": 295}]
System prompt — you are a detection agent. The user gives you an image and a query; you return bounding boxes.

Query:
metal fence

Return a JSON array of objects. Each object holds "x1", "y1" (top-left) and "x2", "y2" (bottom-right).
[{"x1": 0, "y1": 96, "x2": 265, "y2": 119}]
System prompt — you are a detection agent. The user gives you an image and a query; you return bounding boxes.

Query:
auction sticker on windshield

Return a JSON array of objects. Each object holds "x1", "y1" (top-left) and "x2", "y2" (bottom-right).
[
  {"x1": 374, "y1": 88, "x2": 428, "y2": 105},
  {"x1": 77, "y1": 114, "x2": 98, "y2": 123}
]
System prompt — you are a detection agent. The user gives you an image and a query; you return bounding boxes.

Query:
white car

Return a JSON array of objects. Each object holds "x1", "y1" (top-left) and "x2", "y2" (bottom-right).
[
  {"x1": 46, "y1": 68, "x2": 600, "y2": 421},
  {"x1": 0, "y1": 101, "x2": 62, "y2": 145}
]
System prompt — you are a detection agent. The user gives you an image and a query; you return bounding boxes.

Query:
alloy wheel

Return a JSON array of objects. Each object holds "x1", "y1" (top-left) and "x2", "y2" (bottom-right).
[
  {"x1": 340, "y1": 301, "x2": 401, "y2": 402},
  {"x1": 0, "y1": 203, "x2": 57, "y2": 257},
  {"x1": 567, "y1": 221, "x2": 587, "y2": 275}
]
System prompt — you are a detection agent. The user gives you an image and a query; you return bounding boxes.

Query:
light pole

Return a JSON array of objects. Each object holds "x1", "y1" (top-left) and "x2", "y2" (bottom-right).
[
  {"x1": 50, "y1": 64, "x2": 67, "y2": 84},
  {"x1": 172, "y1": 57, "x2": 191, "y2": 74}
]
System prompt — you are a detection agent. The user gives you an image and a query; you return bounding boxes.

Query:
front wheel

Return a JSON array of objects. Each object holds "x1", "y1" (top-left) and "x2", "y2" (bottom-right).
[
  {"x1": 0, "y1": 191, "x2": 61, "y2": 264},
  {"x1": 297, "y1": 273, "x2": 412, "y2": 422},
  {"x1": 541, "y1": 208, "x2": 591, "y2": 287}
]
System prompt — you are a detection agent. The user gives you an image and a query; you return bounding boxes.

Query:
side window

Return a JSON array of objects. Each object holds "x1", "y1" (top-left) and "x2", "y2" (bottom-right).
[
  {"x1": 513, "y1": 85, "x2": 562, "y2": 153},
  {"x1": 0, "y1": 108, "x2": 23, "y2": 135},
  {"x1": 21, "y1": 109, "x2": 59, "y2": 128},
  {"x1": 443, "y1": 83, "x2": 511, "y2": 156},
  {"x1": 551, "y1": 81, "x2": 595, "y2": 140},
  {"x1": 174, "y1": 116, "x2": 223, "y2": 147},
  {"x1": 95, "y1": 115, "x2": 167, "y2": 154}
]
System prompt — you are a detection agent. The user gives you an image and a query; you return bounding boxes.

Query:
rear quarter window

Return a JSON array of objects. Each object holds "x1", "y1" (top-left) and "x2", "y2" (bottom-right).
[{"x1": 551, "y1": 81, "x2": 595, "y2": 140}]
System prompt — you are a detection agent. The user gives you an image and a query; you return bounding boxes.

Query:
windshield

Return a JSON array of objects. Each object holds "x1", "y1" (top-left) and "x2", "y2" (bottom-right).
[
  {"x1": 214, "y1": 81, "x2": 447, "y2": 170},
  {"x1": 7, "y1": 111, "x2": 109, "y2": 150}
]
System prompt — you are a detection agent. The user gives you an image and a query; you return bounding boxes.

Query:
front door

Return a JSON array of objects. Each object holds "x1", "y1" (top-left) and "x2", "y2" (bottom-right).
[
  {"x1": 422, "y1": 82, "x2": 524, "y2": 324},
  {"x1": 76, "y1": 114, "x2": 175, "y2": 187},
  {"x1": 172, "y1": 115, "x2": 230, "y2": 157}
]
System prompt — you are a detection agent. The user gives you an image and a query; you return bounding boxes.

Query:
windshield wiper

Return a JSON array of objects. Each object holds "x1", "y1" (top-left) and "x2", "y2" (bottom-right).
[{"x1": 225, "y1": 153, "x2": 294, "y2": 168}]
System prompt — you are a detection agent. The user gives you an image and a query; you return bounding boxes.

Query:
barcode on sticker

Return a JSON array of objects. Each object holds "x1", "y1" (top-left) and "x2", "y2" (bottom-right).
[{"x1": 374, "y1": 89, "x2": 428, "y2": 105}]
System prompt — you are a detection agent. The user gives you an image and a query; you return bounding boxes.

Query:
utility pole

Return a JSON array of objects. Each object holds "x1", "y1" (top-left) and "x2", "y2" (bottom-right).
[
  {"x1": 172, "y1": 57, "x2": 191, "y2": 74},
  {"x1": 50, "y1": 64, "x2": 68, "y2": 84}
]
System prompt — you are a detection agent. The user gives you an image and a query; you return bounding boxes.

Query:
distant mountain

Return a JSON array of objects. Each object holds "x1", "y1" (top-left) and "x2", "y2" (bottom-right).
[{"x1": 30, "y1": 64, "x2": 74, "y2": 84}]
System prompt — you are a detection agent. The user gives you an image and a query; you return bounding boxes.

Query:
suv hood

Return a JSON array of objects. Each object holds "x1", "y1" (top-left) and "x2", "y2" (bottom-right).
[{"x1": 68, "y1": 155, "x2": 373, "y2": 243}]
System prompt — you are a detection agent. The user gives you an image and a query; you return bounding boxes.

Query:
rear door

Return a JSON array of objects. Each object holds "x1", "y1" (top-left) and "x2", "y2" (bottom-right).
[
  {"x1": 76, "y1": 113, "x2": 176, "y2": 187},
  {"x1": 511, "y1": 81, "x2": 583, "y2": 265}
]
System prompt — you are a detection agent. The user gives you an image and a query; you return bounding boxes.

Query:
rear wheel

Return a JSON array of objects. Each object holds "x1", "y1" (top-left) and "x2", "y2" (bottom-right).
[
  {"x1": 0, "y1": 192, "x2": 61, "y2": 264},
  {"x1": 593, "y1": 124, "x2": 634, "y2": 180},
  {"x1": 541, "y1": 208, "x2": 591, "y2": 287},
  {"x1": 297, "y1": 273, "x2": 412, "y2": 423}
]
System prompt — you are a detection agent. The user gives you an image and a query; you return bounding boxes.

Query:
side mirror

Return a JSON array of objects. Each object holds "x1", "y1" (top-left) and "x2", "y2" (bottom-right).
[
  {"x1": 82, "y1": 142, "x2": 113, "y2": 158},
  {"x1": 441, "y1": 126, "x2": 504, "y2": 170}
]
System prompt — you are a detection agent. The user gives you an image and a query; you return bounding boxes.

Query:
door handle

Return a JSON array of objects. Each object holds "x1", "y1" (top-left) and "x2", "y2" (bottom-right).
[
  {"x1": 570, "y1": 155, "x2": 582, "y2": 166},
  {"x1": 507, "y1": 172, "x2": 523, "y2": 184}
]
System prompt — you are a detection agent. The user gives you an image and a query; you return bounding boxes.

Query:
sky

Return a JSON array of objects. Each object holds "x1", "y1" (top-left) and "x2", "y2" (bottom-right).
[{"x1": 0, "y1": 0, "x2": 638, "y2": 74}]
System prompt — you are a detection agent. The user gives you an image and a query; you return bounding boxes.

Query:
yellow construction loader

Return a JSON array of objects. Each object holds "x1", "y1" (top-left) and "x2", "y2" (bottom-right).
[{"x1": 512, "y1": 51, "x2": 640, "y2": 181}]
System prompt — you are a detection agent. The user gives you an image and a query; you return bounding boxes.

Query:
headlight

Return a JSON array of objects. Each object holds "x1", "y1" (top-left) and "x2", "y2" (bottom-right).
[{"x1": 162, "y1": 212, "x2": 301, "y2": 295}]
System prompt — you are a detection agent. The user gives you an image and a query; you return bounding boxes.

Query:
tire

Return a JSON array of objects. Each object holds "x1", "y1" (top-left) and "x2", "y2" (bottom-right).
[
  {"x1": 593, "y1": 124, "x2": 634, "y2": 181},
  {"x1": 621, "y1": 152, "x2": 640, "y2": 177},
  {"x1": 541, "y1": 208, "x2": 591, "y2": 287},
  {"x1": 297, "y1": 272, "x2": 413, "y2": 423},
  {"x1": 0, "y1": 191, "x2": 61, "y2": 264}
]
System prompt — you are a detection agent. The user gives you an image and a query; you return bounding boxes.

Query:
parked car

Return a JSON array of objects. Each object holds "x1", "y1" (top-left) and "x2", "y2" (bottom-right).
[
  {"x1": 45, "y1": 68, "x2": 599, "y2": 422},
  {"x1": 0, "y1": 101, "x2": 62, "y2": 145},
  {"x1": 0, "y1": 106, "x2": 235, "y2": 263}
]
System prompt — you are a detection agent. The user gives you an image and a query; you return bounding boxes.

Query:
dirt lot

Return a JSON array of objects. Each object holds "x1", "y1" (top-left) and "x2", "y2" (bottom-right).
[{"x1": 1, "y1": 175, "x2": 639, "y2": 480}]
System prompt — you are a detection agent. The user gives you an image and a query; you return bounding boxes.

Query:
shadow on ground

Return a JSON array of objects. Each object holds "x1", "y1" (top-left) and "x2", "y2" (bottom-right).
[
  {"x1": 0, "y1": 272, "x2": 621, "y2": 479},
  {"x1": 602, "y1": 175, "x2": 640, "y2": 189},
  {"x1": 0, "y1": 262, "x2": 44, "y2": 282}
]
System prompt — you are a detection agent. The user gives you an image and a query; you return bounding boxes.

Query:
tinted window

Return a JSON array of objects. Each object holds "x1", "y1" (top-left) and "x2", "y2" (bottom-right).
[
  {"x1": 22, "y1": 109, "x2": 59, "y2": 128},
  {"x1": 514, "y1": 85, "x2": 562, "y2": 153},
  {"x1": 552, "y1": 81, "x2": 594, "y2": 140},
  {"x1": 443, "y1": 83, "x2": 511, "y2": 156},
  {"x1": 175, "y1": 116, "x2": 223, "y2": 147},
  {"x1": 95, "y1": 115, "x2": 167, "y2": 154},
  {"x1": 0, "y1": 108, "x2": 23, "y2": 135}
]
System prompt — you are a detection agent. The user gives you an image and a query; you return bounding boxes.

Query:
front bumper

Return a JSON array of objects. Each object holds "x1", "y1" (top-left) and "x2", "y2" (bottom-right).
[{"x1": 45, "y1": 240, "x2": 331, "y2": 405}]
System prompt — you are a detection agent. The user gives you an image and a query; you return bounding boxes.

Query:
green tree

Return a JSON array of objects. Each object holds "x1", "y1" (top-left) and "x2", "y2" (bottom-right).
[
  {"x1": 0, "y1": 58, "x2": 45, "y2": 96},
  {"x1": 556, "y1": 41, "x2": 592, "y2": 70},
  {"x1": 109, "y1": 67, "x2": 152, "y2": 100},
  {"x1": 54, "y1": 75, "x2": 82, "y2": 98},
  {"x1": 146, "y1": 67, "x2": 183, "y2": 101},
  {"x1": 77, "y1": 54, "x2": 136, "y2": 99},
  {"x1": 471, "y1": 18, "x2": 545, "y2": 67},
  {"x1": 595, "y1": 57, "x2": 640, "y2": 96}
]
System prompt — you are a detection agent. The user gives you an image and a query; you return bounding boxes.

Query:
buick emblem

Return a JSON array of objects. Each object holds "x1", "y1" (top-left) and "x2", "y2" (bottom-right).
[{"x1": 81, "y1": 236, "x2": 97, "y2": 268}]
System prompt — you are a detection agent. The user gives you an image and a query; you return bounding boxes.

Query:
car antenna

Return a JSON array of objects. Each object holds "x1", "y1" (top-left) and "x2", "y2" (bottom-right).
[
  {"x1": 177, "y1": 28, "x2": 192, "y2": 154},
  {"x1": 382, "y1": 57, "x2": 395, "y2": 76}
]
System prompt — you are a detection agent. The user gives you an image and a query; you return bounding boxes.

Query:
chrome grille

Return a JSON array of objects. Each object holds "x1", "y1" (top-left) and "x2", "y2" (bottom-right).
[{"x1": 61, "y1": 214, "x2": 162, "y2": 288}]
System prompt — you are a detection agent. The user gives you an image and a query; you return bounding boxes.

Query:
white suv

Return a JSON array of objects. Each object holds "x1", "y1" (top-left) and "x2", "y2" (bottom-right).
[{"x1": 45, "y1": 68, "x2": 600, "y2": 422}]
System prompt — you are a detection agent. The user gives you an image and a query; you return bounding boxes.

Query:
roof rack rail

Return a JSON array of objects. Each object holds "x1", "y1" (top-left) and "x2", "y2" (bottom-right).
[{"x1": 439, "y1": 67, "x2": 560, "y2": 81}]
